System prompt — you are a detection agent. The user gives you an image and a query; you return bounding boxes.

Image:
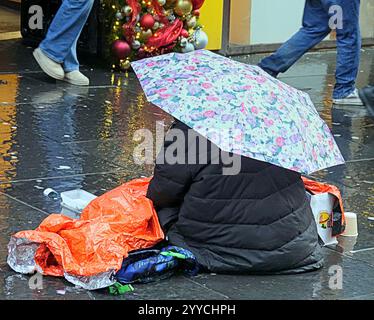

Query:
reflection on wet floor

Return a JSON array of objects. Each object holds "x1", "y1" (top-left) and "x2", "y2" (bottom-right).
[
  {"x1": 0, "y1": 40, "x2": 373, "y2": 299},
  {"x1": 0, "y1": 5, "x2": 21, "y2": 41}
]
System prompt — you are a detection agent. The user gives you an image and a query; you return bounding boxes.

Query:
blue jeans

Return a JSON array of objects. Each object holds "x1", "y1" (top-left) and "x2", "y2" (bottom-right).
[
  {"x1": 259, "y1": 0, "x2": 361, "y2": 99},
  {"x1": 39, "y1": 0, "x2": 95, "y2": 72}
]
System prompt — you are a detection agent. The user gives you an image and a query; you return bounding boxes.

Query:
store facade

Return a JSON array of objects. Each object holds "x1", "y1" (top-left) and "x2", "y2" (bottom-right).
[{"x1": 200, "y1": 0, "x2": 374, "y2": 54}]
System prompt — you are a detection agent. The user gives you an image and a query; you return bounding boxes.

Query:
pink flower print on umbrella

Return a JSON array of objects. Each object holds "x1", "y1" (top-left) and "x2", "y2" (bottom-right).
[
  {"x1": 159, "y1": 93, "x2": 173, "y2": 99},
  {"x1": 312, "y1": 148, "x2": 318, "y2": 161},
  {"x1": 185, "y1": 65, "x2": 197, "y2": 71},
  {"x1": 255, "y1": 76, "x2": 267, "y2": 84},
  {"x1": 251, "y1": 106, "x2": 259, "y2": 114},
  {"x1": 202, "y1": 82, "x2": 213, "y2": 89},
  {"x1": 207, "y1": 96, "x2": 219, "y2": 102},
  {"x1": 264, "y1": 118, "x2": 274, "y2": 127},
  {"x1": 240, "y1": 103, "x2": 248, "y2": 114},
  {"x1": 276, "y1": 137, "x2": 285, "y2": 147},
  {"x1": 203, "y1": 110, "x2": 216, "y2": 118}
]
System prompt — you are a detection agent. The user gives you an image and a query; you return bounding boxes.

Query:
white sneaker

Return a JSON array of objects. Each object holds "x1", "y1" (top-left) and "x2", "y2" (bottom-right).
[
  {"x1": 33, "y1": 48, "x2": 65, "y2": 80},
  {"x1": 333, "y1": 89, "x2": 364, "y2": 106},
  {"x1": 63, "y1": 70, "x2": 90, "y2": 86}
]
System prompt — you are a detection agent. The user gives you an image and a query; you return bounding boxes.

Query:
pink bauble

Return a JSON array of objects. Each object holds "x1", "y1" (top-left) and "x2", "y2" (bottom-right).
[
  {"x1": 112, "y1": 40, "x2": 131, "y2": 59},
  {"x1": 140, "y1": 14, "x2": 155, "y2": 30}
]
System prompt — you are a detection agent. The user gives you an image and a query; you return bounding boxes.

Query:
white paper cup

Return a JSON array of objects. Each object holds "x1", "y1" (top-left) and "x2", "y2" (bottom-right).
[
  {"x1": 337, "y1": 236, "x2": 358, "y2": 253},
  {"x1": 341, "y1": 212, "x2": 359, "y2": 237}
]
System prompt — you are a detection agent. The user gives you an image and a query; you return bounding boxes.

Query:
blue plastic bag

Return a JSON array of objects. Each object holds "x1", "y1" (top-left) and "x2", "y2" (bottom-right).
[{"x1": 115, "y1": 246, "x2": 199, "y2": 284}]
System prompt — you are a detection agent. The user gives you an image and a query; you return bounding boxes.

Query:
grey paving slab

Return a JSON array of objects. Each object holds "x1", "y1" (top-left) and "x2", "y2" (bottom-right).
[
  {"x1": 1, "y1": 173, "x2": 128, "y2": 214},
  {"x1": 316, "y1": 160, "x2": 374, "y2": 193},
  {"x1": 0, "y1": 6, "x2": 19, "y2": 34},
  {"x1": 0, "y1": 137, "x2": 123, "y2": 183},
  {"x1": 189, "y1": 248, "x2": 374, "y2": 300},
  {"x1": 1, "y1": 271, "x2": 226, "y2": 300},
  {"x1": 347, "y1": 294, "x2": 374, "y2": 300}
]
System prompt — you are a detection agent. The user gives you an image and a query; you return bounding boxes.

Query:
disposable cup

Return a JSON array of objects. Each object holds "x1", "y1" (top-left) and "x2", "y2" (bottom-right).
[{"x1": 341, "y1": 212, "x2": 358, "y2": 237}]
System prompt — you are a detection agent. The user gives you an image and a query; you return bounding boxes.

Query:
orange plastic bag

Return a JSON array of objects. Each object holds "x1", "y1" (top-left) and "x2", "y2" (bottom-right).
[
  {"x1": 302, "y1": 177, "x2": 346, "y2": 236},
  {"x1": 7, "y1": 178, "x2": 164, "y2": 289}
]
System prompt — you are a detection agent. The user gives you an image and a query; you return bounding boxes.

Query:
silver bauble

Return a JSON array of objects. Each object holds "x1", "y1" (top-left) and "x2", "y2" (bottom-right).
[
  {"x1": 181, "y1": 42, "x2": 195, "y2": 53},
  {"x1": 193, "y1": 30, "x2": 209, "y2": 50},
  {"x1": 121, "y1": 5, "x2": 132, "y2": 16},
  {"x1": 132, "y1": 40, "x2": 141, "y2": 50},
  {"x1": 180, "y1": 38, "x2": 188, "y2": 47}
]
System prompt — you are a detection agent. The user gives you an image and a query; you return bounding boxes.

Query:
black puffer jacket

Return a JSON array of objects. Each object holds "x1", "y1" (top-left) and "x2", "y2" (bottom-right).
[{"x1": 147, "y1": 120, "x2": 323, "y2": 274}]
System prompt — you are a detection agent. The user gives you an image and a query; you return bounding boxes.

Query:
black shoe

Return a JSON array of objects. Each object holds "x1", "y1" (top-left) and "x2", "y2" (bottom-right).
[{"x1": 358, "y1": 86, "x2": 374, "y2": 117}]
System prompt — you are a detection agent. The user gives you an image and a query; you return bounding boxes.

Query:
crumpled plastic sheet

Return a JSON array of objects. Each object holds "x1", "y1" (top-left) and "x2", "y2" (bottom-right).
[
  {"x1": 64, "y1": 271, "x2": 116, "y2": 291},
  {"x1": 7, "y1": 237, "x2": 116, "y2": 290},
  {"x1": 7, "y1": 237, "x2": 39, "y2": 275},
  {"x1": 7, "y1": 178, "x2": 164, "y2": 291}
]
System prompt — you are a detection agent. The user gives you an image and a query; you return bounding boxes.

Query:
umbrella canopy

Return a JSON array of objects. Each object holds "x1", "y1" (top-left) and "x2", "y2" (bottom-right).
[{"x1": 132, "y1": 49, "x2": 344, "y2": 174}]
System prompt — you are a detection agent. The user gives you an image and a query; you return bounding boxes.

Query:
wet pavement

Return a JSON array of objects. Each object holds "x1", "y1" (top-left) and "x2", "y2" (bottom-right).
[
  {"x1": 0, "y1": 39, "x2": 373, "y2": 300},
  {"x1": 0, "y1": 6, "x2": 20, "y2": 42},
  {"x1": 0, "y1": 6, "x2": 19, "y2": 34}
]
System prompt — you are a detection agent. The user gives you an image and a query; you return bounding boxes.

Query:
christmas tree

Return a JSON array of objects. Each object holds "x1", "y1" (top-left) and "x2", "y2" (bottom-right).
[{"x1": 107, "y1": 0, "x2": 208, "y2": 70}]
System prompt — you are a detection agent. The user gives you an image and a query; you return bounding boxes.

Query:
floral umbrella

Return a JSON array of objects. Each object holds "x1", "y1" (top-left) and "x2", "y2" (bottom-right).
[{"x1": 132, "y1": 49, "x2": 344, "y2": 174}]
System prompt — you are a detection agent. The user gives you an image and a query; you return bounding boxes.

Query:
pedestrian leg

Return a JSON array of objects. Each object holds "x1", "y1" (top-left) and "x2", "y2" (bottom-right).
[
  {"x1": 332, "y1": 0, "x2": 361, "y2": 100},
  {"x1": 259, "y1": 0, "x2": 331, "y2": 77},
  {"x1": 39, "y1": 0, "x2": 95, "y2": 64}
]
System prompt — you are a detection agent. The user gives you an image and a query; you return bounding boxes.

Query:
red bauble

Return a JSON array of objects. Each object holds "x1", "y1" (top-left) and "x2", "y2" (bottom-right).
[
  {"x1": 191, "y1": 0, "x2": 205, "y2": 10},
  {"x1": 181, "y1": 29, "x2": 189, "y2": 38},
  {"x1": 112, "y1": 40, "x2": 131, "y2": 59},
  {"x1": 140, "y1": 14, "x2": 156, "y2": 30},
  {"x1": 192, "y1": 9, "x2": 200, "y2": 16}
]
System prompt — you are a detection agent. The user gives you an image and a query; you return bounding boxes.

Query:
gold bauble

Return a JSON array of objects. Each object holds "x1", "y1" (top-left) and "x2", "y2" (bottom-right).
[
  {"x1": 174, "y1": 0, "x2": 193, "y2": 16},
  {"x1": 187, "y1": 16, "x2": 197, "y2": 28},
  {"x1": 121, "y1": 60, "x2": 131, "y2": 70},
  {"x1": 140, "y1": 29, "x2": 153, "y2": 41},
  {"x1": 153, "y1": 21, "x2": 160, "y2": 30}
]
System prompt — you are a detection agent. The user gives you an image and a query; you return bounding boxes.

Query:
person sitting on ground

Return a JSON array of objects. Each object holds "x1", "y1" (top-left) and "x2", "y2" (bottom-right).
[
  {"x1": 33, "y1": 0, "x2": 94, "y2": 86},
  {"x1": 146, "y1": 119, "x2": 323, "y2": 274}
]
